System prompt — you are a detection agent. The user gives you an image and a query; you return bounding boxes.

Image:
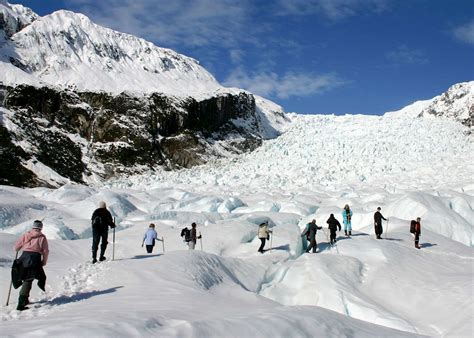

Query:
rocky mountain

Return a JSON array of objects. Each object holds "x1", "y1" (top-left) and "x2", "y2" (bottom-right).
[
  {"x1": 418, "y1": 82, "x2": 473, "y2": 128},
  {"x1": 0, "y1": 1, "x2": 288, "y2": 188}
]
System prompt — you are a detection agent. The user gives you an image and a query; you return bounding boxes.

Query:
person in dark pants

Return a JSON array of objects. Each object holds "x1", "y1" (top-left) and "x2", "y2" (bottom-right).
[
  {"x1": 189, "y1": 222, "x2": 202, "y2": 250},
  {"x1": 12, "y1": 220, "x2": 49, "y2": 311},
  {"x1": 91, "y1": 201, "x2": 115, "y2": 263},
  {"x1": 326, "y1": 214, "x2": 341, "y2": 244},
  {"x1": 257, "y1": 221, "x2": 272, "y2": 253},
  {"x1": 374, "y1": 207, "x2": 388, "y2": 239},
  {"x1": 142, "y1": 223, "x2": 162, "y2": 253},
  {"x1": 414, "y1": 217, "x2": 421, "y2": 249},
  {"x1": 303, "y1": 219, "x2": 322, "y2": 253}
]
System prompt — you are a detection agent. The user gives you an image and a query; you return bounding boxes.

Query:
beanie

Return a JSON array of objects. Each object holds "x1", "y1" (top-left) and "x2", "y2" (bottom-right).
[
  {"x1": 32, "y1": 220, "x2": 43, "y2": 230},
  {"x1": 99, "y1": 201, "x2": 106, "y2": 208}
]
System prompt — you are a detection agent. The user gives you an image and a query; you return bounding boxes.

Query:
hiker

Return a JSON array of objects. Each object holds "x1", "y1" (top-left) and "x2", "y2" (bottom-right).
[
  {"x1": 12, "y1": 220, "x2": 49, "y2": 311},
  {"x1": 327, "y1": 214, "x2": 341, "y2": 245},
  {"x1": 91, "y1": 201, "x2": 115, "y2": 263},
  {"x1": 374, "y1": 207, "x2": 388, "y2": 239},
  {"x1": 142, "y1": 223, "x2": 162, "y2": 254},
  {"x1": 342, "y1": 204, "x2": 353, "y2": 236},
  {"x1": 257, "y1": 221, "x2": 272, "y2": 253},
  {"x1": 414, "y1": 217, "x2": 421, "y2": 249},
  {"x1": 189, "y1": 222, "x2": 202, "y2": 250},
  {"x1": 302, "y1": 219, "x2": 322, "y2": 253}
]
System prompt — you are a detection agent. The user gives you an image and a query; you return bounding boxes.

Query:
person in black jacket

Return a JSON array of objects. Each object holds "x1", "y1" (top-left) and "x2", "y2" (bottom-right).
[
  {"x1": 91, "y1": 201, "x2": 115, "y2": 263},
  {"x1": 374, "y1": 207, "x2": 387, "y2": 239},
  {"x1": 303, "y1": 220, "x2": 322, "y2": 253},
  {"x1": 326, "y1": 214, "x2": 341, "y2": 245}
]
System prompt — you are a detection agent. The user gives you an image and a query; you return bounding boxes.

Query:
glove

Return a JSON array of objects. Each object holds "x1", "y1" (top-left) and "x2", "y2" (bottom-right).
[{"x1": 110, "y1": 224, "x2": 116, "y2": 229}]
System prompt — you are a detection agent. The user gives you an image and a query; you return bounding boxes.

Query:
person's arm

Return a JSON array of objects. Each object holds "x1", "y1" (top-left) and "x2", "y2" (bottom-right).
[
  {"x1": 13, "y1": 233, "x2": 26, "y2": 252},
  {"x1": 107, "y1": 211, "x2": 115, "y2": 228},
  {"x1": 41, "y1": 236, "x2": 49, "y2": 266}
]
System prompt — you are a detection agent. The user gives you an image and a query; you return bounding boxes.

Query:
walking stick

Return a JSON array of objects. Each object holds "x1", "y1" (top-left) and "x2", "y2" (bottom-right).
[
  {"x1": 199, "y1": 232, "x2": 203, "y2": 251},
  {"x1": 270, "y1": 231, "x2": 273, "y2": 251},
  {"x1": 112, "y1": 217, "x2": 116, "y2": 261},
  {"x1": 5, "y1": 251, "x2": 19, "y2": 306},
  {"x1": 162, "y1": 237, "x2": 165, "y2": 253},
  {"x1": 385, "y1": 218, "x2": 389, "y2": 239}
]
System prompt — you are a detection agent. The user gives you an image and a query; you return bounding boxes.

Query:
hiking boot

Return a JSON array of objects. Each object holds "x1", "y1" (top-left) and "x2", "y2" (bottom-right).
[
  {"x1": 348, "y1": 231, "x2": 352, "y2": 236},
  {"x1": 92, "y1": 258, "x2": 98, "y2": 264},
  {"x1": 17, "y1": 295, "x2": 29, "y2": 311},
  {"x1": 99, "y1": 256, "x2": 106, "y2": 261},
  {"x1": 344, "y1": 231, "x2": 348, "y2": 236}
]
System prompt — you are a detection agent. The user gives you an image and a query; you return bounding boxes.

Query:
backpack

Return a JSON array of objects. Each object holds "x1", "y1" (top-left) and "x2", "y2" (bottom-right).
[
  {"x1": 180, "y1": 227, "x2": 191, "y2": 242},
  {"x1": 92, "y1": 215, "x2": 103, "y2": 228},
  {"x1": 410, "y1": 220, "x2": 416, "y2": 234}
]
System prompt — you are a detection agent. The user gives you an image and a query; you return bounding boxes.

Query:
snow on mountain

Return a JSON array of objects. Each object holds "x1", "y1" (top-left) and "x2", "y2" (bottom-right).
[
  {"x1": 0, "y1": 0, "x2": 37, "y2": 39},
  {"x1": 419, "y1": 81, "x2": 474, "y2": 127},
  {"x1": 6, "y1": 9, "x2": 219, "y2": 97},
  {"x1": 386, "y1": 81, "x2": 474, "y2": 128}
]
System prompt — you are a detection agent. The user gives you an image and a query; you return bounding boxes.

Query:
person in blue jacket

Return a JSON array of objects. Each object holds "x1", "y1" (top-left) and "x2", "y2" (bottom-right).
[
  {"x1": 342, "y1": 204, "x2": 353, "y2": 236},
  {"x1": 142, "y1": 223, "x2": 162, "y2": 253}
]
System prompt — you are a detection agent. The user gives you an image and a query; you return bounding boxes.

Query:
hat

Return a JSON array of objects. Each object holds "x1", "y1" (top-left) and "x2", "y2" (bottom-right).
[
  {"x1": 99, "y1": 201, "x2": 106, "y2": 208},
  {"x1": 149, "y1": 223, "x2": 155, "y2": 228},
  {"x1": 32, "y1": 220, "x2": 43, "y2": 230},
  {"x1": 377, "y1": 207, "x2": 381, "y2": 210}
]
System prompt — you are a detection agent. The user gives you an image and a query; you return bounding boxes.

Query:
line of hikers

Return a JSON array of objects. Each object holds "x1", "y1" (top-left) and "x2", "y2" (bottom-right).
[
  {"x1": 9, "y1": 201, "x2": 422, "y2": 311},
  {"x1": 260, "y1": 204, "x2": 422, "y2": 254}
]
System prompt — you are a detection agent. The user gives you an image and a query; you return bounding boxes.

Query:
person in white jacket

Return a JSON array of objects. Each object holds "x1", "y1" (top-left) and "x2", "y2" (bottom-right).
[
  {"x1": 257, "y1": 221, "x2": 272, "y2": 253},
  {"x1": 142, "y1": 224, "x2": 162, "y2": 253}
]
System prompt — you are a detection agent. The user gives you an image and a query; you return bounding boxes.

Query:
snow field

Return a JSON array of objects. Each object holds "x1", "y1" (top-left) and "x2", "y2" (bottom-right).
[
  {"x1": 118, "y1": 113, "x2": 473, "y2": 193},
  {"x1": 1, "y1": 179, "x2": 472, "y2": 336}
]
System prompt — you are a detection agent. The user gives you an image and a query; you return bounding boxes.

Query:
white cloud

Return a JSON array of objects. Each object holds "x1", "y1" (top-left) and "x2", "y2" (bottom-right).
[
  {"x1": 276, "y1": 0, "x2": 389, "y2": 20},
  {"x1": 453, "y1": 20, "x2": 474, "y2": 45},
  {"x1": 65, "y1": 0, "x2": 252, "y2": 48},
  {"x1": 385, "y1": 45, "x2": 428, "y2": 65},
  {"x1": 224, "y1": 69, "x2": 346, "y2": 99}
]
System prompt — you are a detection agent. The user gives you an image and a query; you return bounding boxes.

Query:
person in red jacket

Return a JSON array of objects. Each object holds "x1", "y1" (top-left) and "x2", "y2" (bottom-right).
[
  {"x1": 13, "y1": 220, "x2": 49, "y2": 311},
  {"x1": 414, "y1": 217, "x2": 421, "y2": 249}
]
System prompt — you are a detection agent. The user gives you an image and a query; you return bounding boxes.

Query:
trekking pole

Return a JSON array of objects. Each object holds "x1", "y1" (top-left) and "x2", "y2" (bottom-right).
[
  {"x1": 385, "y1": 219, "x2": 389, "y2": 239},
  {"x1": 5, "y1": 251, "x2": 19, "y2": 306},
  {"x1": 270, "y1": 232, "x2": 273, "y2": 251},
  {"x1": 112, "y1": 217, "x2": 116, "y2": 261},
  {"x1": 162, "y1": 237, "x2": 165, "y2": 253},
  {"x1": 199, "y1": 232, "x2": 203, "y2": 251}
]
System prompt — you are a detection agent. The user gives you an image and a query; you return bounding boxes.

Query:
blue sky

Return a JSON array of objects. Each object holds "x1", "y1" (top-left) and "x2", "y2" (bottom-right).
[{"x1": 15, "y1": 0, "x2": 474, "y2": 114}]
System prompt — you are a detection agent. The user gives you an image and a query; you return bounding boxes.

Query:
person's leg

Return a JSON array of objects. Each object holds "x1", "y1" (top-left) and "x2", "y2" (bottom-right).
[
  {"x1": 348, "y1": 222, "x2": 352, "y2": 236},
  {"x1": 258, "y1": 238, "x2": 266, "y2": 252},
  {"x1": 312, "y1": 240, "x2": 317, "y2": 253},
  {"x1": 189, "y1": 241, "x2": 196, "y2": 250},
  {"x1": 146, "y1": 245, "x2": 153, "y2": 253},
  {"x1": 99, "y1": 228, "x2": 108, "y2": 260},
  {"x1": 17, "y1": 280, "x2": 33, "y2": 310},
  {"x1": 92, "y1": 228, "x2": 100, "y2": 263},
  {"x1": 415, "y1": 233, "x2": 420, "y2": 248}
]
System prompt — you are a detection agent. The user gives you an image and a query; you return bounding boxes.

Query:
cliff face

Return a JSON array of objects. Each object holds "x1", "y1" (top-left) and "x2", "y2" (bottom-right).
[{"x1": 0, "y1": 84, "x2": 268, "y2": 187}]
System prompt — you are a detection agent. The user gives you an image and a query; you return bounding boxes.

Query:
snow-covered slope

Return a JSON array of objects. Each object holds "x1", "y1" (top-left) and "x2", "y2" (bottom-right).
[
  {"x1": 386, "y1": 81, "x2": 474, "y2": 128},
  {"x1": 0, "y1": 183, "x2": 472, "y2": 336},
  {"x1": 8, "y1": 10, "x2": 221, "y2": 97}
]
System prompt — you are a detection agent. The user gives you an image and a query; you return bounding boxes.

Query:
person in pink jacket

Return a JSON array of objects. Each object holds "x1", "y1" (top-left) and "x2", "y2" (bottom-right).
[{"x1": 12, "y1": 220, "x2": 49, "y2": 311}]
